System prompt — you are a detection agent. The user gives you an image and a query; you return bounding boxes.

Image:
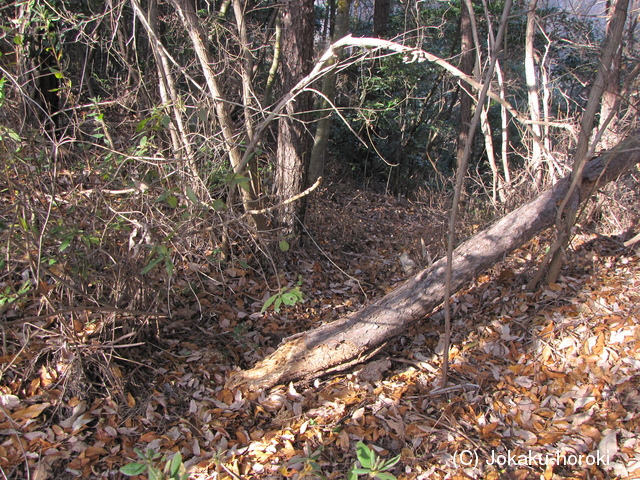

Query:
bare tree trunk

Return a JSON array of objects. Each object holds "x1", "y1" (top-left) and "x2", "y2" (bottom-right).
[
  {"x1": 456, "y1": 0, "x2": 474, "y2": 169},
  {"x1": 597, "y1": 0, "x2": 624, "y2": 150},
  {"x1": 168, "y1": 0, "x2": 266, "y2": 228},
  {"x1": 232, "y1": 0, "x2": 265, "y2": 213},
  {"x1": 493, "y1": 63, "x2": 510, "y2": 189},
  {"x1": 540, "y1": 62, "x2": 557, "y2": 183},
  {"x1": 307, "y1": 0, "x2": 351, "y2": 185},
  {"x1": 227, "y1": 134, "x2": 640, "y2": 391},
  {"x1": 233, "y1": 0, "x2": 256, "y2": 141},
  {"x1": 541, "y1": 0, "x2": 629, "y2": 285},
  {"x1": 263, "y1": 14, "x2": 282, "y2": 107},
  {"x1": 481, "y1": 105, "x2": 501, "y2": 202},
  {"x1": 275, "y1": 0, "x2": 315, "y2": 235},
  {"x1": 463, "y1": 0, "x2": 501, "y2": 203},
  {"x1": 466, "y1": 0, "x2": 503, "y2": 204},
  {"x1": 481, "y1": 0, "x2": 510, "y2": 197},
  {"x1": 373, "y1": 0, "x2": 391, "y2": 38},
  {"x1": 525, "y1": 0, "x2": 544, "y2": 186},
  {"x1": 131, "y1": 0, "x2": 201, "y2": 192}
]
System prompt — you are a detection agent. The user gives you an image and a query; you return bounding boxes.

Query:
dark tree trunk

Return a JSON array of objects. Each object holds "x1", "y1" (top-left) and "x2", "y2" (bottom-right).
[
  {"x1": 456, "y1": 0, "x2": 474, "y2": 167},
  {"x1": 275, "y1": 0, "x2": 315, "y2": 235},
  {"x1": 373, "y1": 0, "x2": 391, "y2": 38},
  {"x1": 227, "y1": 133, "x2": 640, "y2": 391}
]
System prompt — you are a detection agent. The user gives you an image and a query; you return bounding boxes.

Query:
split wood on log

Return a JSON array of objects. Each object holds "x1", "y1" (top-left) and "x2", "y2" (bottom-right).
[{"x1": 227, "y1": 133, "x2": 640, "y2": 391}]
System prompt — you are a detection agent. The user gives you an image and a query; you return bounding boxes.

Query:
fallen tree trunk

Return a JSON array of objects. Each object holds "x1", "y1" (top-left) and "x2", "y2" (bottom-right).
[{"x1": 228, "y1": 134, "x2": 640, "y2": 391}]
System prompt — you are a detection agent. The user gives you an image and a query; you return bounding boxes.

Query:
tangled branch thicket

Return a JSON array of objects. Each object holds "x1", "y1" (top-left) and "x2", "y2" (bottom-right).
[{"x1": 0, "y1": 1, "x2": 279, "y2": 411}]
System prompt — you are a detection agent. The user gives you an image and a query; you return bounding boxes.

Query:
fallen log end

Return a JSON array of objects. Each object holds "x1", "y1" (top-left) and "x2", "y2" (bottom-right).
[{"x1": 226, "y1": 337, "x2": 308, "y2": 391}]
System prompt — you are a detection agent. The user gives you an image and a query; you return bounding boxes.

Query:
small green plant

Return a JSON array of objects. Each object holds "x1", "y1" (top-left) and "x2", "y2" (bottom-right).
[
  {"x1": 0, "y1": 281, "x2": 32, "y2": 307},
  {"x1": 0, "y1": 124, "x2": 21, "y2": 143},
  {"x1": 142, "y1": 243, "x2": 175, "y2": 277},
  {"x1": 120, "y1": 448, "x2": 188, "y2": 480},
  {"x1": 347, "y1": 442, "x2": 400, "y2": 480},
  {"x1": 261, "y1": 277, "x2": 304, "y2": 313},
  {"x1": 285, "y1": 444, "x2": 325, "y2": 479},
  {"x1": 135, "y1": 107, "x2": 171, "y2": 135}
]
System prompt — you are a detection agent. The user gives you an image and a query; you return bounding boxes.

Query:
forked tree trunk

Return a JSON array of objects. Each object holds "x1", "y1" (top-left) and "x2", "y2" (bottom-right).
[
  {"x1": 227, "y1": 133, "x2": 640, "y2": 391},
  {"x1": 169, "y1": 0, "x2": 266, "y2": 228}
]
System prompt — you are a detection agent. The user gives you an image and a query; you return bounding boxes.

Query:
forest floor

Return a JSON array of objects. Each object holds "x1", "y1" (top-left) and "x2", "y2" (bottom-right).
[{"x1": 1, "y1": 176, "x2": 640, "y2": 480}]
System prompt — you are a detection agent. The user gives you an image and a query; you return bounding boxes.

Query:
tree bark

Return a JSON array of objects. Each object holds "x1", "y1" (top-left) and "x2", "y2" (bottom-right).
[
  {"x1": 373, "y1": 0, "x2": 391, "y2": 38},
  {"x1": 227, "y1": 132, "x2": 640, "y2": 391},
  {"x1": 541, "y1": 0, "x2": 629, "y2": 286},
  {"x1": 525, "y1": 0, "x2": 544, "y2": 186},
  {"x1": 262, "y1": 14, "x2": 281, "y2": 107},
  {"x1": 597, "y1": 0, "x2": 624, "y2": 150},
  {"x1": 275, "y1": 0, "x2": 315, "y2": 235},
  {"x1": 456, "y1": 0, "x2": 474, "y2": 168},
  {"x1": 308, "y1": 0, "x2": 351, "y2": 185}
]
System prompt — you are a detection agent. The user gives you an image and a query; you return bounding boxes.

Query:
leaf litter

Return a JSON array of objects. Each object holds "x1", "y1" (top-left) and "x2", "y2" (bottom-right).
[{"x1": 1, "y1": 186, "x2": 640, "y2": 479}]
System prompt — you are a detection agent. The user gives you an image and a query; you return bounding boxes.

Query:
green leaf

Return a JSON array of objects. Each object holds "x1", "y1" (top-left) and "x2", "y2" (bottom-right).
[
  {"x1": 165, "y1": 256, "x2": 174, "y2": 277},
  {"x1": 356, "y1": 442, "x2": 374, "y2": 468},
  {"x1": 119, "y1": 463, "x2": 147, "y2": 476},
  {"x1": 261, "y1": 294, "x2": 278, "y2": 314},
  {"x1": 197, "y1": 108, "x2": 208, "y2": 122},
  {"x1": 281, "y1": 292, "x2": 299, "y2": 306},
  {"x1": 167, "y1": 452, "x2": 183, "y2": 476},
  {"x1": 351, "y1": 468, "x2": 370, "y2": 474},
  {"x1": 18, "y1": 282, "x2": 31, "y2": 295},
  {"x1": 230, "y1": 174, "x2": 251, "y2": 192},
  {"x1": 185, "y1": 186, "x2": 200, "y2": 205},
  {"x1": 290, "y1": 288, "x2": 304, "y2": 301},
  {"x1": 141, "y1": 256, "x2": 163, "y2": 275},
  {"x1": 347, "y1": 467, "x2": 359, "y2": 480},
  {"x1": 237, "y1": 259, "x2": 250, "y2": 270},
  {"x1": 211, "y1": 199, "x2": 227, "y2": 211},
  {"x1": 375, "y1": 473, "x2": 398, "y2": 480},
  {"x1": 279, "y1": 240, "x2": 290, "y2": 252},
  {"x1": 381, "y1": 454, "x2": 401, "y2": 470},
  {"x1": 147, "y1": 465, "x2": 162, "y2": 480},
  {"x1": 136, "y1": 118, "x2": 150, "y2": 132},
  {"x1": 166, "y1": 195, "x2": 178, "y2": 208},
  {"x1": 8, "y1": 129, "x2": 21, "y2": 142},
  {"x1": 274, "y1": 297, "x2": 283, "y2": 312},
  {"x1": 59, "y1": 237, "x2": 71, "y2": 252}
]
